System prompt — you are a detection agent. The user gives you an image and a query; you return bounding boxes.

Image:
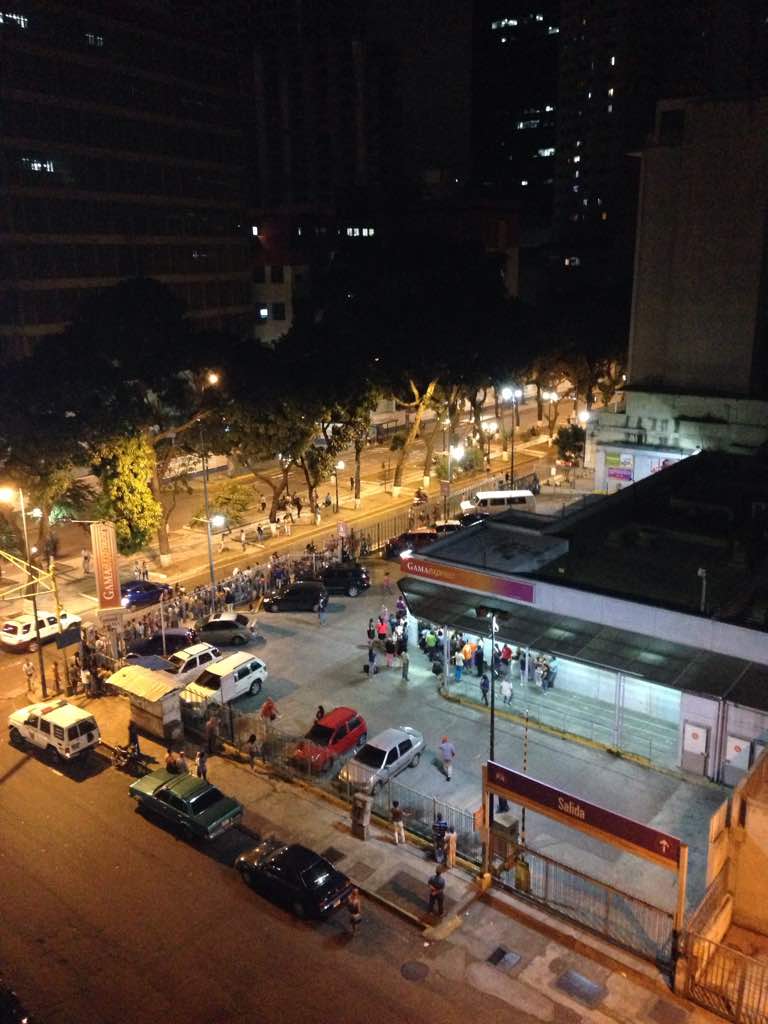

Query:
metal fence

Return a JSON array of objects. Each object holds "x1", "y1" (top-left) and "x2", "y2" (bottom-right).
[
  {"x1": 683, "y1": 933, "x2": 768, "y2": 1023},
  {"x1": 497, "y1": 846, "x2": 675, "y2": 966}
]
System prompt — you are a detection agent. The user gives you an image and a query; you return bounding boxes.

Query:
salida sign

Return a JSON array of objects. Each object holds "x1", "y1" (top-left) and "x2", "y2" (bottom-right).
[
  {"x1": 90, "y1": 521, "x2": 122, "y2": 611},
  {"x1": 487, "y1": 761, "x2": 681, "y2": 867}
]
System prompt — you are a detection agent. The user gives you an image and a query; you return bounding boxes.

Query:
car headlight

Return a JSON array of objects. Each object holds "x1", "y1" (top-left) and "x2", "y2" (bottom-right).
[{"x1": 120, "y1": 597, "x2": 130, "y2": 607}]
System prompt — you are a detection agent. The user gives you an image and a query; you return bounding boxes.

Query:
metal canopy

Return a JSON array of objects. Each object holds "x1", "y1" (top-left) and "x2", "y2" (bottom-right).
[{"x1": 399, "y1": 576, "x2": 765, "y2": 702}]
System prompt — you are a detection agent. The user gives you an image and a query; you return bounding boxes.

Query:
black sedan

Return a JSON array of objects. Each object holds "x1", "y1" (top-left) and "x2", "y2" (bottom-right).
[
  {"x1": 262, "y1": 581, "x2": 328, "y2": 613},
  {"x1": 127, "y1": 628, "x2": 197, "y2": 658},
  {"x1": 235, "y1": 839, "x2": 353, "y2": 918}
]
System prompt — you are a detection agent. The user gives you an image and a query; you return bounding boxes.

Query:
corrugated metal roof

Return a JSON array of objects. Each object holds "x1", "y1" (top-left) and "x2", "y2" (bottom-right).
[
  {"x1": 108, "y1": 665, "x2": 180, "y2": 703},
  {"x1": 399, "y1": 577, "x2": 768, "y2": 705}
]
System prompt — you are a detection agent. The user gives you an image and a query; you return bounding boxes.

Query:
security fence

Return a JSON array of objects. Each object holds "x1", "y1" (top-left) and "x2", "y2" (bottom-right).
[{"x1": 682, "y1": 933, "x2": 768, "y2": 1023}]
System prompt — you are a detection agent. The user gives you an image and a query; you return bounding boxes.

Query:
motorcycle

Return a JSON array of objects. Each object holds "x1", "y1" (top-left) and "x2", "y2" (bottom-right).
[{"x1": 111, "y1": 744, "x2": 152, "y2": 774}]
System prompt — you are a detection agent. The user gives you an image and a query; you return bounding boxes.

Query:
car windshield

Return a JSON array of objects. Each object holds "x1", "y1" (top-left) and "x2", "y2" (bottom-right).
[
  {"x1": 354, "y1": 744, "x2": 386, "y2": 769},
  {"x1": 2, "y1": 624, "x2": 18, "y2": 635},
  {"x1": 193, "y1": 670, "x2": 220, "y2": 691},
  {"x1": 301, "y1": 861, "x2": 334, "y2": 890},
  {"x1": 165, "y1": 654, "x2": 185, "y2": 673},
  {"x1": 189, "y1": 787, "x2": 225, "y2": 813},
  {"x1": 234, "y1": 614, "x2": 249, "y2": 627},
  {"x1": 305, "y1": 724, "x2": 334, "y2": 746}
]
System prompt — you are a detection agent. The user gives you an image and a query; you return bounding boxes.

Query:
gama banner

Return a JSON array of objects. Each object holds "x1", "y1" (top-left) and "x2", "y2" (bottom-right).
[
  {"x1": 90, "y1": 521, "x2": 122, "y2": 610},
  {"x1": 401, "y1": 555, "x2": 535, "y2": 604}
]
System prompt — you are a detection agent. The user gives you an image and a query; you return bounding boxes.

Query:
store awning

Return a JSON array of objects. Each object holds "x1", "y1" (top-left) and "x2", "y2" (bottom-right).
[
  {"x1": 107, "y1": 665, "x2": 180, "y2": 704},
  {"x1": 399, "y1": 576, "x2": 760, "y2": 700}
]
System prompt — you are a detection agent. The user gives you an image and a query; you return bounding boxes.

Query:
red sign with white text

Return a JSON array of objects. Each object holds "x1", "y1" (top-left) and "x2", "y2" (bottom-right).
[
  {"x1": 401, "y1": 556, "x2": 535, "y2": 604},
  {"x1": 90, "y1": 521, "x2": 122, "y2": 610}
]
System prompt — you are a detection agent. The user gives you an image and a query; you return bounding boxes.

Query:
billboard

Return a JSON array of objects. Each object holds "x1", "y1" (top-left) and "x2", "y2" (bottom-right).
[
  {"x1": 401, "y1": 556, "x2": 535, "y2": 604},
  {"x1": 90, "y1": 521, "x2": 122, "y2": 610}
]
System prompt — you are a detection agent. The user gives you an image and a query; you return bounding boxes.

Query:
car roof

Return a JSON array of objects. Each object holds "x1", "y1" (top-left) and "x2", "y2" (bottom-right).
[
  {"x1": 279, "y1": 844, "x2": 324, "y2": 871},
  {"x1": 4, "y1": 611, "x2": 65, "y2": 626},
  {"x1": 317, "y1": 706, "x2": 358, "y2": 728},
  {"x1": 290, "y1": 580, "x2": 324, "y2": 589},
  {"x1": 21, "y1": 700, "x2": 94, "y2": 727},
  {"x1": 171, "y1": 643, "x2": 217, "y2": 659},
  {"x1": 165, "y1": 772, "x2": 211, "y2": 799},
  {"x1": 204, "y1": 651, "x2": 261, "y2": 674},
  {"x1": 367, "y1": 726, "x2": 415, "y2": 750}
]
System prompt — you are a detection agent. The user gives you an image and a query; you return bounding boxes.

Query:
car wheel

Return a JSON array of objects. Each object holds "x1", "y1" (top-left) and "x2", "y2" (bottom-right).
[
  {"x1": 249, "y1": 678, "x2": 263, "y2": 696},
  {"x1": 232, "y1": 635, "x2": 247, "y2": 646},
  {"x1": 292, "y1": 899, "x2": 307, "y2": 919},
  {"x1": 409, "y1": 752, "x2": 421, "y2": 768},
  {"x1": 347, "y1": 585, "x2": 359, "y2": 597},
  {"x1": 267, "y1": 604, "x2": 278, "y2": 613},
  {"x1": 46, "y1": 745, "x2": 61, "y2": 765},
  {"x1": 9, "y1": 727, "x2": 24, "y2": 748},
  {"x1": 28, "y1": 640, "x2": 39, "y2": 653}
]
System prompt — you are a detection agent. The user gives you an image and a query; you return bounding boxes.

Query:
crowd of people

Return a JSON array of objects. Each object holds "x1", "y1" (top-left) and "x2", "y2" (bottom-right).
[{"x1": 364, "y1": 594, "x2": 411, "y2": 679}]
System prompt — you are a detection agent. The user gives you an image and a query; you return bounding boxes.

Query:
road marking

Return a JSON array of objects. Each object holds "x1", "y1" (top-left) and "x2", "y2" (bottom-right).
[{"x1": 78, "y1": 593, "x2": 99, "y2": 603}]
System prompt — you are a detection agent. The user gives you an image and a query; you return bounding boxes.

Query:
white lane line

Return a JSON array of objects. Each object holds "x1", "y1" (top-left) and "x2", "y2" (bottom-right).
[{"x1": 79, "y1": 593, "x2": 99, "y2": 603}]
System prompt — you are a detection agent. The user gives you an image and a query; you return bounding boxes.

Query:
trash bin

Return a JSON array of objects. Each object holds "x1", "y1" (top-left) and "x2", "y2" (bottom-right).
[{"x1": 351, "y1": 792, "x2": 373, "y2": 840}]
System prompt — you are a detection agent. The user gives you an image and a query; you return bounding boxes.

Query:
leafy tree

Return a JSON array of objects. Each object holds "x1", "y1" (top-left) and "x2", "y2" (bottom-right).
[
  {"x1": 92, "y1": 435, "x2": 162, "y2": 553},
  {"x1": 555, "y1": 424, "x2": 586, "y2": 465},
  {"x1": 193, "y1": 480, "x2": 252, "y2": 528}
]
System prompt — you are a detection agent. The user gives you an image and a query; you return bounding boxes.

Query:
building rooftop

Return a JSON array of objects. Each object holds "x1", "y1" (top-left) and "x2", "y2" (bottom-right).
[{"x1": 425, "y1": 451, "x2": 768, "y2": 629}]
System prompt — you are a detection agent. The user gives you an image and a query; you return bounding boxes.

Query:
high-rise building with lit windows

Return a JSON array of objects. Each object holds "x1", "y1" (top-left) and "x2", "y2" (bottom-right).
[
  {"x1": 471, "y1": 1, "x2": 559, "y2": 232},
  {"x1": 0, "y1": 1, "x2": 255, "y2": 358}
]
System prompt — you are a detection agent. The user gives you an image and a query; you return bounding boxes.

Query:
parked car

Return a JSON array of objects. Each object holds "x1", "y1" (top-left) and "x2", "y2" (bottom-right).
[
  {"x1": 180, "y1": 651, "x2": 267, "y2": 705},
  {"x1": 317, "y1": 563, "x2": 370, "y2": 597},
  {"x1": 120, "y1": 579, "x2": 172, "y2": 610},
  {"x1": 157, "y1": 642, "x2": 222, "y2": 687},
  {"x1": 434, "y1": 519, "x2": 462, "y2": 536},
  {"x1": 198, "y1": 611, "x2": 259, "y2": 646},
  {"x1": 262, "y1": 581, "x2": 328, "y2": 613},
  {"x1": 0, "y1": 610, "x2": 81, "y2": 652},
  {"x1": 337, "y1": 725, "x2": 425, "y2": 793},
  {"x1": 457, "y1": 510, "x2": 490, "y2": 529},
  {"x1": 8, "y1": 699, "x2": 100, "y2": 763},
  {"x1": 290, "y1": 707, "x2": 367, "y2": 774},
  {"x1": 383, "y1": 529, "x2": 438, "y2": 560},
  {"x1": 236, "y1": 838, "x2": 353, "y2": 919},
  {"x1": 126, "y1": 628, "x2": 197, "y2": 658},
  {"x1": 129, "y1": 768, "x2": 243, "y2": 840}
]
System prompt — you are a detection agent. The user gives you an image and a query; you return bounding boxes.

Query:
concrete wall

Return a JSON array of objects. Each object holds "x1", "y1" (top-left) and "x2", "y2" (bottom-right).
[
  {"x1": 629, "y1": 97, "x2": 768, "y2": 396},
  {"x1": 679, "y1": 693, "x2": 721, "y2": 778},
  {"x1": 731, "y1": 798, "x2": 768, "y2": 931}
]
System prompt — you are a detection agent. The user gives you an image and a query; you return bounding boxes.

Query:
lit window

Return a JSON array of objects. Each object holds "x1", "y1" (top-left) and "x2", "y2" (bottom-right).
[
  {"x1": 346, "y1": 227, "x2": 353, "y2": 236},
  {"x1": 192, "y1": 250, "x2": 208, "y2": 260},
  {"x1": 573, "y1": 155, "x2": 580, "y2": 163},
  {"x1": 362, "y1": 228, "x2": 369, "y2": 237},
  {"x1": 520, "y1": 179, "x2": 528, "y2": 186},
  {"x1": 259, "y1": 306, "x2": 269, "y2": 320},
  {"x1": 607, "y1": 104, "x2": 613, "y2": 113},
  {"x1": 369, "y1": 228, "x2": 375, "y2": 237},
  {"x1": 601, "y1": 212, "x2": 608, "y2": 220},
  {"x1": 501, "y1": 36, "x2": 507, "y2": 42},
  {"x1": 572, "y1": 185, "x2": 580, "y2": 192},
  {"x1": 297, "y1": 226, "x2": 302, "y2": 236},
  {"x1": 587, "y1": 91, "x2": 592, "y2": 100},
  {"x1": 582, "y1": 198, "x2": 588, "y2": 206},
  {"x1": 535, "y1": 13, "x2": 543, "y2": 20},
  {"x1": 516, "y1": 119, "x2": 541, "y2": 130},
  {"x1": 85, "y1": 32, "x2": 104, "y2": 47},
  {"x1": 353, "y1": 228, "x2": 360, "y2": 237},
  {"x1": 21, "y1": 157, "x2": 55, "y2": 173},
  {"x1": 576, "y1": 140, "x2": 581, "y2": 147},
  {"x1": 251, "y1": 225, "x2": 259, "y2": 237},
  {"x1": 610, "y1": 56, "x2": 616, "y2": 66},
  {"x1": 608, "y1": 87, "x2": 614, "y2": 96},
  {"x1": 537, "y1": 147, "x2": 555, "y2": 157},
  {"x1": 0, "y1": 12, "x2": 28, "y2": 28},
  {"x1": 545, "y1": 105, "x2": 555, "y2": 112},
  {"x1": 574, "y1": 170, "x2": 579, "y2": 178},
  {"x1": 548, "y1": 25, "x2": 559, "y2": 34}
]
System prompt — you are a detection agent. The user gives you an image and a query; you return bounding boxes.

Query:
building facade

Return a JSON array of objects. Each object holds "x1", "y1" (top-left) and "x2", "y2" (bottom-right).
[{"x1": 0, "y1": 1, "x2": 254, "y2": 357}]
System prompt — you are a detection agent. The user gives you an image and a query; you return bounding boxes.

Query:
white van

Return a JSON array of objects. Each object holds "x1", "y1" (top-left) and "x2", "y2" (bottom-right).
[
  {"x1": 8, "y1": 700, "x2": 100, "y2": 763},
  {"x1": 180, "y1": 651, "x2": 267, "y2": 706},
  {"x1": 460, "y1": 489, "x2": 536, "y2": 515}
]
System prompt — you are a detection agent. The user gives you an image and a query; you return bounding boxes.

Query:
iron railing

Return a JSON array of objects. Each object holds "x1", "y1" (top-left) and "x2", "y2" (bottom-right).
[{"x1": 684, "y1": 933, "x2": 768, "y2": 1023}]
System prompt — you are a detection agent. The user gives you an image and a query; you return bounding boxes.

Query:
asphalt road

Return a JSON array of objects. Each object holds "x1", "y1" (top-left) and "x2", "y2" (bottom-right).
[{"x1": 0, "y1": 738, "x2": 515, "y2": 1024}]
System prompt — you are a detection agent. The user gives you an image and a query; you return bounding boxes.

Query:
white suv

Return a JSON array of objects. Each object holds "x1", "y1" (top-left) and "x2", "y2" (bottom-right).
[
  {"x1": 1, "y1": 610, "x2": 81, "y2": 652},
  {"x1": 8, "y1": 700, "x2": 101, "y2": 763},
  {"x1": 160, "y1": 642, "x2": 222, "y2": 687}
]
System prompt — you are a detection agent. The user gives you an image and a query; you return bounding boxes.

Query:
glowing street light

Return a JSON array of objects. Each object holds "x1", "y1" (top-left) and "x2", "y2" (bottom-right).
[{"x1": 502, "y1": 386, "x2": 523, "y2": 484}]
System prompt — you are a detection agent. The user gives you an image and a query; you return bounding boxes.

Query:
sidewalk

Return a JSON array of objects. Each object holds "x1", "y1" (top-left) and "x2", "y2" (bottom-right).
[{"x1": 87, "y1": 693, "x2": 719, "y2": 1024}]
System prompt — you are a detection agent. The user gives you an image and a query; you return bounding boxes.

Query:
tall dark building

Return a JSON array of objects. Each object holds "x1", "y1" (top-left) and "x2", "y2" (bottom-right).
[
  {"x1": 471, "y1": 1, "x2": 559, "y2": 233},
  {"x1": 555, "y1": 0, "x2": 768, "y2": 277},
  {"x1": 0, "y1": 1, "x2": 255, "y2": 358}
]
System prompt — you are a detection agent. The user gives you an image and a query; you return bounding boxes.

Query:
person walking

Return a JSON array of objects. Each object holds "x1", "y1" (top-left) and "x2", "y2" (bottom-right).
[
  {"x1": 260, "y1": 697, "x2": 280, "y2": 723},
  {"x1": 240, "y1": 528, "x2": 247, "y2": 552},
  {"x1": 22, "y1": 657, "x2": 35, "y2": 691},
  {"x1": 480, "y1": 673, "x2": 490, "y2": 706},
  {"x1": 141, "y1": 560, "x2": 149, "y2": 581},
  {"x1": 256, "y1": 524, "x2": 265, "y2": 544},
  {"x1": 317, "y1": 601, "x2": 326, "y2": 625},
  {"x1": 204, "y1": 715, "x2": 219, "y2": 755},
  {"x1": 195, "y1": 748, "x2": 208, "y2": 780},
  {"x1": 454, "y1": 650, "x2": 464, "y2": 681},
  {"x1": 500, "y1": 677, "x2": 513, "y2": 704},
  {"x1": 383, "y1": 571, "x2": 393, "y2": 595},
  {"x1": 427, "y1": 867, "x2": 446, "y2": 916},
  {"x1": 245, "y1": 733, "x2": 258, "y2": 770},
  {"x1": 432, "y1": 813, "x2": 448, "y2": 861},
  {"x1": 132, "y1": 559, "x2": 141, "y2": 579},
  {"x1": 347, "y1": 889, "x2": 362, "y2": 936},
  {"x1": 128, "y1": 720, "x2": 140, "y2": 754},
  {"x1": 400, "y1": 649, "x2": 410, "y2": 682},
  {"x1": 81, "y1": 548, "x2": 92, "y2": 574},
  {"x1": 438, "y1": 735, "x2": 456, "y2": 781},
  {"x1": 391, "y1": 800, "x2": 406, "y2": 845},
  {"x1": 177, "y1": 750, "x2": 189, "y2": 774},
  {"x1": 349, "y1": 476, "x2": 355, "y2": 493},
  {"x1": 474, "y1": 644, "x2": 485, "y2": 677},
  {"x1": 367, "y1": 643, "x2": 377, "y2": 675},
  {"x1": 366, "y1": 618, "x2": 376, "y2": 642}
]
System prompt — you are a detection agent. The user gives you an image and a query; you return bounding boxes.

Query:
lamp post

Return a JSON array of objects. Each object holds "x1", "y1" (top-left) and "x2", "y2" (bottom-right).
[
  {"x1": 334, "y1": 460, "x2": 345, "y2": 513},
  {"x1": 197, "y1": 418, "x2": 220, "y2": 614},
  {"x1": 444, "y1": 443, "x2": 464, "y2": 519},
  {"x1": 501, "y1": 386, "x2": 523, "y2": 485},
  {"x1": 0, "y1": 487, "x2": 47, "y2": 697},
  {"x1": 482, "y1": 421, "x2": 497, "y2": 471},
  {"x1": 577, "y1": 409, "x2": 590, "y2": 468}
]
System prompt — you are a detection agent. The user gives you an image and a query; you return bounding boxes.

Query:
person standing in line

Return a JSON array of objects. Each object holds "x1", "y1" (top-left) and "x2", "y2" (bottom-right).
[
  {"x1": 500, "y1": 677, "x2": 513, "y2": 704},
  {"x1": 427, "y1": 867, "x2": 446, "y2": 916},
  {"x1": 401, "y1": 649, "x2": 410, "y2": 682},
  {"x1": 383, "y1": 571, "x2": 393, "y2": 595},
  {"x1": 391, "y1": 800, "x2": 406, "y2": 845},
  {"x1": 367, "y1": 643, "x2": 377, "y2": 675},
  {"x1": 22, "y1": 657, "x2": 36, "y2": 691},
  {"x1": 177, "y1": 749, "x2": 189, "y2": 774},
  {"x1": 384, "y1": 635, "x2": 395, "y2": 668},
  {"x1": 195, "y1": 748, "x2": 208, "y2": 780},
  {"x1": 438, "y1": 735, "x2": 456, "y2": 781},
  {"x1": 245, "y1": 733, "x2": 258, "y2": 770},
  {"x1": 366, "y1": 618, "x2": 376, "y2": 642},
  {"x1": 347, "y1": 889, "x2": 362, "y2": 936},
  {"x1": 474, "y1": 644, "x2": 485, "y2": 677},
  {"x1": 204, "y1": 715, "x2": 219, "y2": 755},
  {"x1": 141, "y1": 560, "x2": 149, "y2": 581},
  {"x1": 454, "y1": 650, "x2": 464, "y2": 682},
  {"x1": 480, "y1": 673, "x2": 490, "y2": 706},
  {"x1": 445, "y1": 827, "x2": 457, "y2": 868}
]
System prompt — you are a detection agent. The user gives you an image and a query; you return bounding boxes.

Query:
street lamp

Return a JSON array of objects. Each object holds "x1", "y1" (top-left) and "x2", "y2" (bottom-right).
[
  {"x1": 577, "y1": 409, "x2": 590, "y2": 467},
  {"x1": 0, "y1": 486, "x2": 48, "y2": 697},
  {"x1": 334, "y1": 460, "x2": 345, "y2": 513},
  {"x1": 501, "y1": 386, "x2": 523, "y2": 485},
  {"x1": 444, "y1": 443, "x2": 464, "y2": 519}
]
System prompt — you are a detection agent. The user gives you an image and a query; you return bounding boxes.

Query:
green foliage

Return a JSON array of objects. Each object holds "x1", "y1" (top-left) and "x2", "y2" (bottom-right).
[
  {"x1": 92, "y1": 436, "x2": 162, "y2": 554},
  {"x1": 555, "y1": 424, "x2": 586, "y2": 465},
  {"x1": 389, "y1": 432, "x2": 407, "y2": 452},
  {"x1": 193, "y1": 480, "x2": 252, "y2": 528}
]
